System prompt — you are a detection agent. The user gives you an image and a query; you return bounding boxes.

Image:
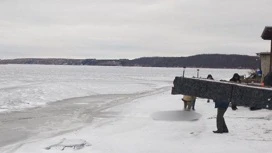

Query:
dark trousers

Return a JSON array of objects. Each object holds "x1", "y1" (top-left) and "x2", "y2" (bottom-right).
[
  {"x1": 191, "y1": 99, "x2": 196, "y2": 110},
  {"x1": 217, "y1": 108, "x2": 228, "y2": 132}
]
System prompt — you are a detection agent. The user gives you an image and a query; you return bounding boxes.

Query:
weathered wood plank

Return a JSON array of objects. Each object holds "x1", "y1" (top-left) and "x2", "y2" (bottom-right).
[{"x1": 172, "y1": 77, "x2": 272, "y2": 108}]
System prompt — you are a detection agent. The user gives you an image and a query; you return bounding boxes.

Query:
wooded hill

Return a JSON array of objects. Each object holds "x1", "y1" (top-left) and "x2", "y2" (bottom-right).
[{"x1": 0, "y1": 54, "x2": 259, "y2": 69}]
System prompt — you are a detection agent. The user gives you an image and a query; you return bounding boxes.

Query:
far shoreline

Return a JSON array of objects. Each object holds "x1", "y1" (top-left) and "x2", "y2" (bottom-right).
[
  {"x1": 0, "y1": 54, "x2": 259, "y2": 69},
  {"x1": 0, "y1": 63, "x2": 252, "y2": 70}
]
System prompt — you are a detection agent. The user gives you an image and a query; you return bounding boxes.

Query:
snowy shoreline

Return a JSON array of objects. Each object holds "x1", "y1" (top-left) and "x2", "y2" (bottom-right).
[{"x1": 2, "y1": 89, "x2": 272, "y2": 153}]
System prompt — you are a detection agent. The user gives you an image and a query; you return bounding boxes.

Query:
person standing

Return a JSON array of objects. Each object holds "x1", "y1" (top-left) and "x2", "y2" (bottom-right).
[
  {"x1": 229, "y1": 73, "x2": 241, "y2": 110},
  {"x1": 191, "y1": 98, "x2": 196, "y2": 111},
  {"x1": 230, "y1": 73, "x2": 241, "y2": 83},
  {"x1": 207, "y1": 74, "x2": 214, "y2": 103},
  {"x1": 207, "y1": 74, "x2": 214, "y2": 80},
  {"x1": 213, "y1": 99, "x2": 230, "y2": 133}
]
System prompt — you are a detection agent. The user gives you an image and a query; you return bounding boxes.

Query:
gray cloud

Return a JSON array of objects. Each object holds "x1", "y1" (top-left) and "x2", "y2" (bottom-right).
[{"x1": 0, "y1": 0, "x2": 272, "y2": 59}]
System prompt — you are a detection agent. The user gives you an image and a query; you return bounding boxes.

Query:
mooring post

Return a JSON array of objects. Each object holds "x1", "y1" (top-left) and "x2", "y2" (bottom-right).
[{"x1": 182, "y1": 67, "x2": 186, "y2": 78}]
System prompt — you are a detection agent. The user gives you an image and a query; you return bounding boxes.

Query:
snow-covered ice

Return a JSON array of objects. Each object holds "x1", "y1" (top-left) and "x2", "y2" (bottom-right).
[
  {"x1": 0, "y1": 65, "x2": 169, "y2": 112},
  {"x1": 1, "y1": 65, "x2": 271, "y2": 153}
]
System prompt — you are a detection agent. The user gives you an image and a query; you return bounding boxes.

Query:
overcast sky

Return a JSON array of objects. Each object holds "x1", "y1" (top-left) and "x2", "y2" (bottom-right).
[{"x1": 0, "y1": 0, "x2": 272, "y2": 59}]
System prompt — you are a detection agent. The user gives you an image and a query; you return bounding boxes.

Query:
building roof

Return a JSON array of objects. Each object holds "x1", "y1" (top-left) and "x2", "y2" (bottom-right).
[
  {"x1": 261, "y1": 26, "x2": 272, "y2": 40},
  {"x1": 257, "y1": 52, "x2": 270, "y2": 56}
]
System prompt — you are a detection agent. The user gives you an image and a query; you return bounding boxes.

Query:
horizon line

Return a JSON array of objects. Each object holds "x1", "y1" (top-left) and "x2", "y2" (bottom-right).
[{"x1": 0, "y1": 53, "x2": 259, "y2": 60}]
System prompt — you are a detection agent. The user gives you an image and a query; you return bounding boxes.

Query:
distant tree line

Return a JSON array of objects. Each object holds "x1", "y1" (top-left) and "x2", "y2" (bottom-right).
[{"x1": 0, "y1": 54, "x2": 260, "y2": 69}]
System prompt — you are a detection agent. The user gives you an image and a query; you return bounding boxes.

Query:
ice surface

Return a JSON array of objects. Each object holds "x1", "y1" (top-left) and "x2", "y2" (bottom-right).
[{"x1": 0, "y1": 65, "x2": 249, "y2": 112}]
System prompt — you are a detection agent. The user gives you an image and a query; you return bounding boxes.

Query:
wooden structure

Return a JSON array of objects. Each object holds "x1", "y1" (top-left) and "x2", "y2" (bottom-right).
[
  {"x1": 257, "y1": 52, "x2": 270, "y2": 81},
  {"x1": 261, "y1": 26, "x2": 272, "y2": 72},
  {"x1": 172, "y1": 77, "x2": 272, "y2": 108}
]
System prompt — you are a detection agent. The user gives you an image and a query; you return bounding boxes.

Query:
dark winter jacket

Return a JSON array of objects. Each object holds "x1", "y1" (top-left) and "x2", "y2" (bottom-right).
[
  {"x1": 214, "y1": 99, "x2": 229, "y2": 109},
  {"x1": 207, "y1": 74, "x2": 214, "y2": 80},
  {"x1": 230, "y1": 73, "x2": 241, "y2": 83},
  {"x1": 264, "y1": 72, "x2": 272, "y2": 86},
  {"x1": 229, "y1": 73, "x2": 240, "y2": 110}
]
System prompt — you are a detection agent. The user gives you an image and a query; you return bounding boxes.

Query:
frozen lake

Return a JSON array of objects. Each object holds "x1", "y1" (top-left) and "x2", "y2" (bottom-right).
[{"x1": 0, "y1": 65, "x2": 249, "y2": 112}]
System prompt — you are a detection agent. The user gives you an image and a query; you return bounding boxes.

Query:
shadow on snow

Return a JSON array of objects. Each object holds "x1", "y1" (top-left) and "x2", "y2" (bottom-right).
[{"x1": 151, "y1": 110, "x2": 202, "y2": 122}]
